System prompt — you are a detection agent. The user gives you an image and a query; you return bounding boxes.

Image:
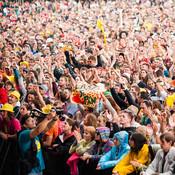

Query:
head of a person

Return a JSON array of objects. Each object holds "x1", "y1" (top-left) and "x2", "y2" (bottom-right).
[
  {"x1": 138, "y1": 92, "x2": 149, "y2": 104},
  {"x1": 64, "y1": 87, "x2": 72, "y2": 100},
  {"x1": 136, "y1": 125, "x2": 147, "y2": 138},
  {"x1": 8, "y1": 90, "x2": 20, "y2": 104},
  {"x1": 0, "y1": 103, "x2": 14, "y2": 121},
  {"x1": 4, "y1": 80, "x2": 14, "y2": 91},
  {"x1": 62, "y1": 118, "x2": 77, "y2": 132},
  {"x1": 19, "y1": 103, "x2": 32, "y2": 117},
  {"x1": 27, "y1": 83, "x2": 34, "y2": 92},
  {"x1": 95, "y1": 127, "x2": 110, "y2": 143},
  {"x1": 39, "y1": 84, "x2": 48, "y2": 96},
  {"x1": 113, "y1": 131, "x2": 129, "y2": 147},
  {"x1": 97, "y1": 112, "x2": 106, "y2": 127},
  {"x1": 132, "y1": 70, "x2": 140, "y2": 81},
  {"x1": 87, "y1": 56, "x2": 96, "y2": 67},
  {"x1": 83, "y1": 126, "x2": 95, "y2": 142},
  {"x1": 120, "y1": 110, "x2": 134, "y2": 127},
  {"x1": 26, "y1": 91, "x2": 37, "y2": 103},
  {"x1": 140, "y1": 100, "x2": 152, "y2": 116},
  {"x1": 129, "y1": 132, "x2": 147, "y2": 154},
  {"x1": 160, "y1": 132, "x2": 174, "y2": 153},
  {"x1": 21, "y1": 114, "x2": 36, "y2": 130},
  {"x1": 59, "y1": 76, "x2": 67, "y2": 87},
  {"x1": 84, "y1": 113, "x2": 97, "y2": 128},
  {"x1": 118, "y1": 53, "x2": 125, "y2": 65},
  {"x1": 29, "y1": 99, "x2": 41, "y2": 110}
]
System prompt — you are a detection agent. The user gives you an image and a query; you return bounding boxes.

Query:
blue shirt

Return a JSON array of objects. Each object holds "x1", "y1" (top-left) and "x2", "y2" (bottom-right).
[{"x1": 18, "y1": 130, "x2": 45, "y2": 173}]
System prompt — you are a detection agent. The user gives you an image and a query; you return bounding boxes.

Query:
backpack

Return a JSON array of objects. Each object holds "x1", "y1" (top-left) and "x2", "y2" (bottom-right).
[{"x1": 17, "y1": 130, "x2": 40, "y2": 175}]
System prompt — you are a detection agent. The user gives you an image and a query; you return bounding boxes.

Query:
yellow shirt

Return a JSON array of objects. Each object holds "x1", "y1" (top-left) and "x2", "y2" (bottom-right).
[{"x1": 113, "y1": 144, "x2": 149, "y2": 175}]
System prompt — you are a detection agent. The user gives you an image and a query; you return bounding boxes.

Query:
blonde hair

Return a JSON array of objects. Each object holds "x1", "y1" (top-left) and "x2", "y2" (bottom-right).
[{"x1": 85, "y1": 126, "x2": 96, "y2": 141}]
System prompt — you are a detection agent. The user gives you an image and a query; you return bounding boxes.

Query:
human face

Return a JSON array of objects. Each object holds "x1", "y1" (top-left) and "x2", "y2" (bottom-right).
[
  {"x1": 129, "y1": 137, "x2": 135, "y2": 148},
  {"x1": 148, "y1": 81, "x2": 155, "y2": 89},
  {"x1": 20, "y1": 105, "x2": 28, "y2": 116},
  {"x1": 114, "y1": 137, "x2": 120, "y2": 146},
  {"x1": 160, "y1": 137, "x2": 172, "y2": 153},
  {"x1": 59, "y1": 77, "x2": 66, "y2": 86},
  {"x1": 62, "y1": 120, "x2": 72, "y2": 132},
  {"x1": 24, "y1": 117, "x2": 36, "y2": 129},
  {"x1": 5, "y1": 84, "x2": 12, "y2": 91},
  {"x1": 118, "y1": 55, "x2": 124, "y2": 64},
  {"x1": 140, "y1": 103, "x2": 149, "y2": 116},
  {"x1": 133, "y1": 73, "x2": 139, "y2": 81},
  {"x1": 141, "y1": 70, "x2": 147, "y2": 79},
  {"x1": 27, "y1": 94, "x2": 35, "y2": 103},
  {"x1": 97, "y1": 116, "x2": 105, "y2": 127},
  {"x1": 83, "y1": 130, "x2": 92, "y2": 142},
  {"x1": 64, "y1": 89, "x2": 71, "y2": 100},
  {"x1": 8, "y1": 95, "x2": 18, "y2": 104},
  {"x1": 120, "y1": 112, "x2": 131, "y2": 126},
  {"x1": 1, "y1": 111, "x2": 8, "y2": 119},
  {"x1": 95, "y1": 129, "x2": 101, "y2": 141},
  {"x1": 27, "y1": 83, "x2": 34, "y2": 92}
]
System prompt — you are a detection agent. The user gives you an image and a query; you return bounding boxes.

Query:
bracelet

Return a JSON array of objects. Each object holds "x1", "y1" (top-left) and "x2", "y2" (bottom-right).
[{"x1": 53, "y1": 118, "x2": 58, "y2": 121}]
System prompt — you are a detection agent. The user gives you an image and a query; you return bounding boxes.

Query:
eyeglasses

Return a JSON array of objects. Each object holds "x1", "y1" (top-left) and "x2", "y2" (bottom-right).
[{"x1": 27, "y1": 119, "x2": 35, "y2": 123}]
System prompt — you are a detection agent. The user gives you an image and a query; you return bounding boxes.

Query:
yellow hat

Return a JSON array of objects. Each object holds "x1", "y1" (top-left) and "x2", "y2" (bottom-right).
[
  {"x1": 8, "y1": 75, "x2": 15, "y2": 84},
  {"x1": 20, "y1": 61, "x2": 29, "y2": 68},
  {"x1": 0, "y1": 103, "x2": 14, "y2": 113},
  {"x1": 16, "y1": 27, "x2": 21, "y2": 31},
  {"x1": 9, "y1": 91, "x2": 20, "y2": 101},
  {"x1": 42, "y1": 105, "x2": 53, "y2": 114},
  {"x1": 45, "y1": 31, "x2": 51, "y2": 35}
]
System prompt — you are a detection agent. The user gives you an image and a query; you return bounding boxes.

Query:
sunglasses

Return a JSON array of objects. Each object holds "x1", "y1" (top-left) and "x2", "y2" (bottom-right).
[{"x1": 95, "y1": 131, "x2": 100, "y2": 135}]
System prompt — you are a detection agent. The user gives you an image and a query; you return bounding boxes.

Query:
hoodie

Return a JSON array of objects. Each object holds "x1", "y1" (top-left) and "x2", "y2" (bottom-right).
[{"x1": 98, "y1": 131, "x2": 130, "y2": 170}]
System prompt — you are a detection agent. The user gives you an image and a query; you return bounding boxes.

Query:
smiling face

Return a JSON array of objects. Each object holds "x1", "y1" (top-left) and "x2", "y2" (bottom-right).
[{"x1": 62, "y1": 120, "x2": 72, "y2": 132}]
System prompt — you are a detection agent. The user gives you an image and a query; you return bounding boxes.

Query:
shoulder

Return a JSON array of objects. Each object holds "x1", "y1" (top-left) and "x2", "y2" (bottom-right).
[
  {"x1": 18, "y1": 130, "x2": 31, "y2": 142},
  {"x1": 105, "y1": 139, "x2": 114, "y2": 147}
]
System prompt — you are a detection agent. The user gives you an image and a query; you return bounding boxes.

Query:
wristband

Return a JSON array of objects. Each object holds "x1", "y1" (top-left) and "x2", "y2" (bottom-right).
[
  {"x1": 89, "y1": 155, "x2": 92, "y2": 159},
  {"x1": 53, "y1": 118, "x2": 58, "y2": 121}
]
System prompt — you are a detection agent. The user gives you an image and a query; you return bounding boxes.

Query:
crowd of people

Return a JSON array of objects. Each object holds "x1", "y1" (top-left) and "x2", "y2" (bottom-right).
[{"x1": 0, "y1": 0, "x2": 175, "y2": 174}]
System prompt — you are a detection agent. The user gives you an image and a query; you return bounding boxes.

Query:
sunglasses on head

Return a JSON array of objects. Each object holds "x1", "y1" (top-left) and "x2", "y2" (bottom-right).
[{"x1": 95, "y1": 130, "x2": 100, "y2": 135}]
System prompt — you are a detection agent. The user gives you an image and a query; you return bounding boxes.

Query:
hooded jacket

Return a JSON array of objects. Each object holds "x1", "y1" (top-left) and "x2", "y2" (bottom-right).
[
  {"x1": 86, "y1": 127, "x2": 114, "y2": 161},
  {"x1": 98, "y1": 131, "x2": 130, "y2": 170}
]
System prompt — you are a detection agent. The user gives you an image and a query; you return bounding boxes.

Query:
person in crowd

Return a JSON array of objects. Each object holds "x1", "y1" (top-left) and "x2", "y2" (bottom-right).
[
  {"x1": 79, "y1": 127, "x2": 114, "y2": 175},
  {"x1": 96, "y1": 131, "x2": 130, "y2": 175},
  {"x1": 68, "y1": 126, "x2": 95, "y2": 175},
  {"x1": 145, "y1": 132, "x2": 175, "y2": 175},
  {"x1": 51, "y1": 118, "x2": 77, "y2": 175},
  {"x1": 112, "y1": 132, "x2": 149, "y2": 175},
  {"x1": 0, "y1": 103, "x2": 21, "y2": 140}
]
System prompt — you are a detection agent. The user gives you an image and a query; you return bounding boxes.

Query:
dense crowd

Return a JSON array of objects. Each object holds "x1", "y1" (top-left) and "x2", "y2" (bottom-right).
[{"x1": 0, "y1": 0, "x2": 175, "y2": 175}]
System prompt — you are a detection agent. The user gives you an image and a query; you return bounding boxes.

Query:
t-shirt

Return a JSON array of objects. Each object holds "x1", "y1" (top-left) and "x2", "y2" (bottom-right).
[
  {"x1": 0, "y1": 116, "x2": 21, "y2": 134},
  {"x1": 18, "y1": 130, "x2": 45, "y2": 173},
  {"x1": 140, "y1": 115, "x2": 152, "y2": 126},
  {"x1": 44, "y1": 120, "x2": 63, "y2": 143}
]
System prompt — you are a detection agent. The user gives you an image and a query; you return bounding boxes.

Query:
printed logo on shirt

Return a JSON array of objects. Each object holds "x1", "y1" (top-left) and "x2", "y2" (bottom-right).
[{"x1": 35, "y1": 139, "x2": 41, "y2": 152}]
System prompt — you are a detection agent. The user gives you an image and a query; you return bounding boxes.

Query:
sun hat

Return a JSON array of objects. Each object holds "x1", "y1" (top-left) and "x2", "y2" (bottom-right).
[
  {"x1": 0, "y1": 103, "x2": 14, "y2": 113},
  {"x1": 9, "y1": 90, "x2": 20, "y2": 101},
  {"x1": 125, "y1": 105, "x2": 139, "y2": 116},
  {"x1": 42, "y1": 105, "x2": 53, "y2": 114},
  {"x1": 20, "y1": 61, "x2": 29, "y2": 68}
]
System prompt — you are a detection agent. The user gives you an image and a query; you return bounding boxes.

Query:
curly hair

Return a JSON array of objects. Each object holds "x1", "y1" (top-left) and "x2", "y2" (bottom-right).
[{"x1": 130, "y1": 132, "x2": 147, "y2": 154}]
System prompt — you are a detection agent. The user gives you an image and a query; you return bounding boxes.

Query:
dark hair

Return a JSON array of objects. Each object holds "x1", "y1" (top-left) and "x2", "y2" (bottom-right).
[
  {"x1": 160, "y1": 132, "x2": 174, "y2": 146},
  {"x1": 65, "y1": 86, "x2": 72, "y2": 92},
  {"x1": 7, "y1": 111, "x2": 15, "y2": 120},
  {"x1": 130, "y1": 132, "x2": 147, "y2": 154},
  {"x1": 140, "y1": 92, "x2": 149, "y2": 100},
  {"x1": 23, "y1": 103, "x2": 32, "y2": 111},
  {"x1": 30, "y1": 100, "x2": 41, "y2": 110},
  {"x1": 66, "y1": 118, "x2": 78, "y2": 131},
  {"x1": 20, "y1": 114, "x2": 30, "y2": 125},
  {"x1": 119, "y1": 31, "x2": 128, "y2": 39},
  {"x1": 142, "y1": 100, "x2": 152, "y2": 108}
]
